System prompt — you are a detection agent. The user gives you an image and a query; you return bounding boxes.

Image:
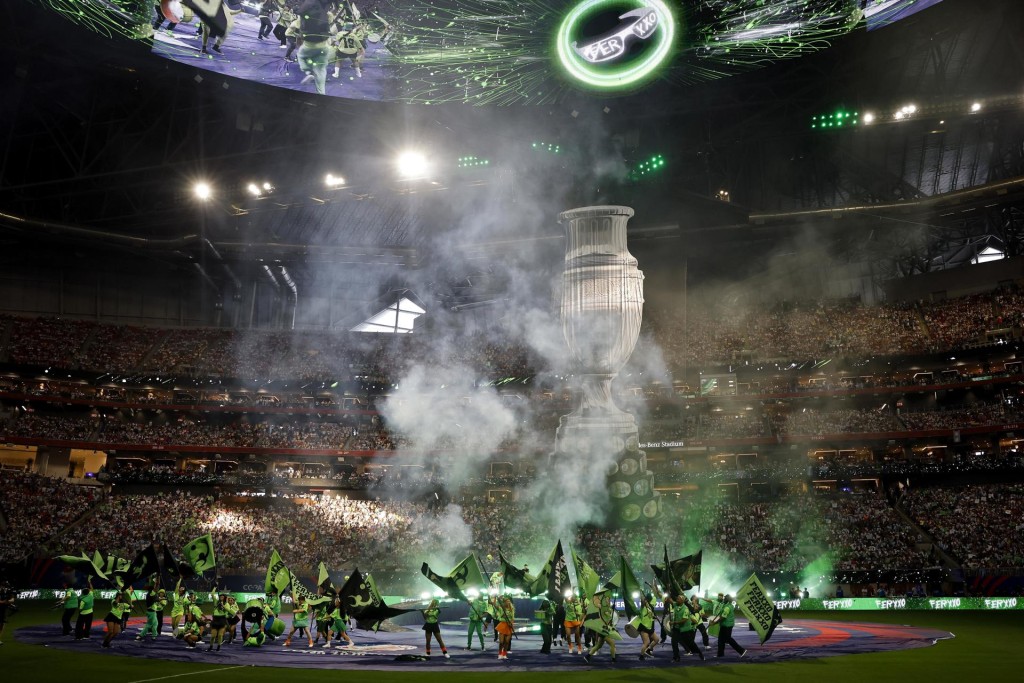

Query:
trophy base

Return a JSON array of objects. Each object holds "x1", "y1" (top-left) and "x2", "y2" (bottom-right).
[{"x1": 555, "y1": 413, "x2": 661, "y2": 525}]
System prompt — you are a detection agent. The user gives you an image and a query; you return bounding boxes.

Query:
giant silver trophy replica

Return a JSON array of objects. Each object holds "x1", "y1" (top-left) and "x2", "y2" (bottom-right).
[{"x1": 556, "y1": 205, "x2": 660, "y2": 523}]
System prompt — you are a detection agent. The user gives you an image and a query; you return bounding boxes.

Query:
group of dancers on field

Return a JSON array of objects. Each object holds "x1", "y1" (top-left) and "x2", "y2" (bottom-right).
[
  {"x1": 59, "y1": 576, "x2": 357, "y2": 653},
  {"x1": 152, "y1": 0, "x2": 386, "y2": 94},
  {"x1": 58, "y1": 579, "x2": 748, "y2": 664},
  {"x1": 427, "y1": 588, "x2": 747, "y2": 663}
]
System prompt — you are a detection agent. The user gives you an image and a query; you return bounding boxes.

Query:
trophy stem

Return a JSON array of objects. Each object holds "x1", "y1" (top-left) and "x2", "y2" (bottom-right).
[
  {"x1": 576, "y1": 375, "x2": 622, "y2": 418},
  {"x1": 554, "y1": 205, "x2": 660, "y2": 524}
]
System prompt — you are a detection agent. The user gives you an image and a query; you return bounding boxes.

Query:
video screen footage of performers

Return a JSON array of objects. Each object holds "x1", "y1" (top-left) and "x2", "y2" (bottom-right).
[{"x1": 32, "y1": 0, "x2": 946, "y2": 105}]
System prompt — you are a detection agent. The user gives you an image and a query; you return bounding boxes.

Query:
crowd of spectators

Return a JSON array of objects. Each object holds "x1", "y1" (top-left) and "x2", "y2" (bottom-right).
[
  {"x1": 4, "y1": 399, "x2": 1022, "y2": 455},
  {"x1": 0, "y1": 471, "x2": 103, "y2": 562},
  {"x1": 20, "y1": 484, "x2": 938, "y2": 576},
  {"x1": 919, "y1": 288, "x2": 1024, "y2": 351},
  {"x1": 903, "y1": 483, "x2": 1024, "y2": 569},
  {"x1": 0, "y1": 468, "x2": 1015, "y2": 584},
  {"x1": 900, "y1": 403, "x2": 1019, "y2": 430},
  {"x1": 772, "y1": 407, "x2": 903, "y2": 436},
  {"x1": 4, "y1": 287, "x2": 1023, "y2": 382}
]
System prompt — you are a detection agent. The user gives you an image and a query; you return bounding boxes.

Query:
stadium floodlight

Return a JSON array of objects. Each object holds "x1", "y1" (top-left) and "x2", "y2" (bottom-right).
[
  {"x1": 193, "y1": 182, "x2": 212, "y2": 200},
  {"x1": 863, "y1": 112, "x2": 875, "y2": 124},
  {"x1": 247, "y1": 183, "x2": 261, "y2": 197},
  {"x1": 325, "y1": 173, "x2": 346, "y2": 188},
  {"x1": 971, "y1": 102, "x2": 982, "y2": 112},
  {"x1": 396, "y1": 150, "x2": 430, "y2": 179}
]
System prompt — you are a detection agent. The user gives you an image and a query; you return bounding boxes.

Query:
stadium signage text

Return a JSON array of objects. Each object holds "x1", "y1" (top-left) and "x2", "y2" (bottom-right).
[
  {"x1": 875, "y1": 598, "x2": 907, "y2": 610},
  {"x1": 556, "y1": 0, "x2": 676, "y2": 89},
  {"x1": 983, "y1": 598, "x2": 1018, "y2": 609},
  {"x1": 928, "y1": 598, "x2": 961, "y2": 610}
]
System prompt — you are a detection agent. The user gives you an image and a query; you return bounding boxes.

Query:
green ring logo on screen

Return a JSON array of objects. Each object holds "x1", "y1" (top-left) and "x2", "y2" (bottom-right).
[{"x1": 556, "y1": 0, "x2": 676, "y2": 90}]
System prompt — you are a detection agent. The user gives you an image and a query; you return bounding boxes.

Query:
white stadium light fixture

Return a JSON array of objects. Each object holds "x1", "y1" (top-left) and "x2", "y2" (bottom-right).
[
  {"x1": 194, "y1": 182, "x2": 212, "y2": 200},
  {"x1": 863, "y1": 112, "x2": 875, "y2": 124},
  {"x1": 247, "y1": 183, "x2": 261, "y2": 197},
  {"x1": 971, "y1": 102, "x2": 982, "y2": 112},
  {"x1": 396, "y1": 150, "x2": 430, "y2": 179}
]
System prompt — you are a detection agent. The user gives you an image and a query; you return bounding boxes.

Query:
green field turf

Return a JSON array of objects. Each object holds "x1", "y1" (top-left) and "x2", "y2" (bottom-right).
[{"x1": 4, "y1": 605, "x2": 1024, "y2": 683}]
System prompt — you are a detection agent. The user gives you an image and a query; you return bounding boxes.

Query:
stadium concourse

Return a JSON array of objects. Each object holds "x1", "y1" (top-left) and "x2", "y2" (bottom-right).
[{"x1": 13, "y1": 616, "x2": 953, "y2": 671}]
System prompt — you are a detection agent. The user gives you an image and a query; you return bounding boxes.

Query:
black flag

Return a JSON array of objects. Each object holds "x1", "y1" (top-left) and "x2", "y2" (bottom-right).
[
  {"x1": 497, "y1": 547, "x2": 533, "y2": 593},
  {"x1": 121, "y1": 544, "x2": 161, "y2": 587}
]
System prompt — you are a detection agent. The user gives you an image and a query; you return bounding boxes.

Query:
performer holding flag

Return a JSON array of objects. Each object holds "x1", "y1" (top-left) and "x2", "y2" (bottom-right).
[
  {"x1": 669, "y1": 594, "x2": 704, "y2": 661},
  {"x1": 283, "y1": 595, "x2": 313, "y2": 648},
  {"x1": 224, "y1": 595, "x2": 240, "y2": 644},
  {"x1": 329, "y1": 596, "x2": 354, "y2": 647},
  {"x1": 60, "y1": 583, "x2": 79, "y2": 637},
  {"x1": 495, "y1": 595, "x2": 515, "y2": 661},
  {"x1": 74, "y1": 579, "x2": 94, "y2": 640},
  {"x1": 466, "y1": 593, "x2": 487, "y2": 650},
  {"x1": 709, "y1": 592, "x2": 746, "y2": 658},
  {"x1": 169, "y1": 578, "x2": 188, "y2": 637},
  {"x1": 689, "y1": 594, "x2": 711, "y2": 651},
  {"x1": 207, "y1": 592, "x2": 230, "y2": 652},
  {"x1": 264, "y1": 587, "x2": 282, "y2": 640},
  {"x1": 583, "y1": 590, "x2": 620, "y2": 663},
  {"x1": 563, "y1": 593, "x2": 584, "y2": 654},
  {"x1": 101, "y1": 589, "x2": 133, "y2": 648},
  {"x1": 421, "y1": 599, "x2": 450, "y2": 658},
  {"x1": 313, "y1": 600, "x2": 331, "y2": 646},
  {"x1": 636, "y1": 592, "x2": 660, "y2": 659}
]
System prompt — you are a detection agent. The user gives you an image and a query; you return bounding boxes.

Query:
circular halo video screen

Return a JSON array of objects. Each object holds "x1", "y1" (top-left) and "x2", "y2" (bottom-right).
[{"x1": 33, "y1": 0, "x2": 944, "y2": 105}]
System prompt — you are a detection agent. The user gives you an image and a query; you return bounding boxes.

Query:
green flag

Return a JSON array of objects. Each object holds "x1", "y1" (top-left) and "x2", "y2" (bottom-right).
[
  {"x1": 96, "y1": 552, "x2": 128, "y2": 579},
  {"x1": 420, "y1": 554, "x2": 487, "y2": 602},
  {"x1": 289, "y1": 568, "x2": 331, "y2": 606},
  {"x1": 317, "y1": 562, "x2": 336, "y2": 597},
  {"x1": 572, "y1": 548, "x2": 600, "y2": 601},
  {"x1": 736, "y1": 573, "x2": 783, "y2": 644},
  {"x1": 181, "y1": 534, "x2": 217, "y2": 574},
  {"x1": 582, "y1": 589, "x2": 622, "y2": 640},
  {"x1": 265, "y1": 549, "x2": 291, "y2": 594},
  {"x1": 57, "y1": 553, "x2": 107, "y2": 581},
  {"x1": 619, "y1": 556, "x2": 643, "y2": 620}
]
